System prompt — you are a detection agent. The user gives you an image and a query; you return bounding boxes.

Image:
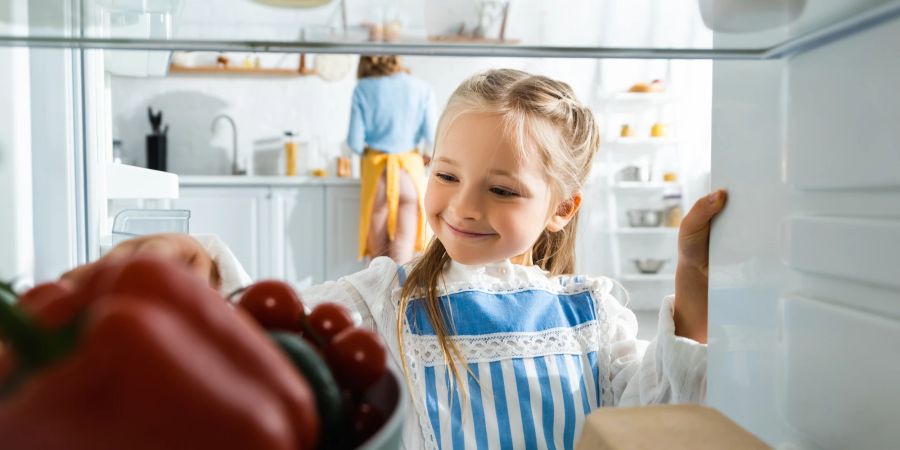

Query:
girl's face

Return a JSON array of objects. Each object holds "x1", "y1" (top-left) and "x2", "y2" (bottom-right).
[{"x1": 425, "y1": 112, "x2": 569, "y2": 266}]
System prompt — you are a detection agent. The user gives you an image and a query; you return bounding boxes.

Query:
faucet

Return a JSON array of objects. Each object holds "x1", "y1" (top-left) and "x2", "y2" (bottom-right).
[{"x1": 211, "y1": 114, "x2": 246, "y2": 175}]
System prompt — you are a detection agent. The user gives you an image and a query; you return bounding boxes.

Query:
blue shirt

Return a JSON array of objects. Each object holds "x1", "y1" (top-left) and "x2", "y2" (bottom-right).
[{"x1": 346, "y1": 72, "x2": 438, "y2": 155}]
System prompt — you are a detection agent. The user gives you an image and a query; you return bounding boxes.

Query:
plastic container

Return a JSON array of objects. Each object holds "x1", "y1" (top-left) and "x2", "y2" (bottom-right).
[
  {"x1": 111, "y1": 209, "x2": 190, "y2": 245},
  {"x1": 663, "y1": 192, "x2": 683, "y2": 228}
]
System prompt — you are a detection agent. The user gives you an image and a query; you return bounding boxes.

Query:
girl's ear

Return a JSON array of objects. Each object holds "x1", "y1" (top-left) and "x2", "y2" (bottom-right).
[{"x1": 546, "y1": 193, "x2": 582, "y2": 232}]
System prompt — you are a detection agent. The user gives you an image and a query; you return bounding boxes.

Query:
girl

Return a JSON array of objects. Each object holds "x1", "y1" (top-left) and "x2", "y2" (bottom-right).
[{"x1": 87, "y1": 69, "x2": 725, "y2": 449}]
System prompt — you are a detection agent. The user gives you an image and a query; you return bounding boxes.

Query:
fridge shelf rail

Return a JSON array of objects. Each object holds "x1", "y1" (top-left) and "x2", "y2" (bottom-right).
[{"x1": 1, "y1": 0, "x2": 900, "y2": 60}]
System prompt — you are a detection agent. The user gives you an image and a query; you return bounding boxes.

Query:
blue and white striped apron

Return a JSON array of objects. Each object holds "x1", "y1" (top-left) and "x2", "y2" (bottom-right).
[{"x1": 399, "y1": 269, "x2": 605, "y2": 450}]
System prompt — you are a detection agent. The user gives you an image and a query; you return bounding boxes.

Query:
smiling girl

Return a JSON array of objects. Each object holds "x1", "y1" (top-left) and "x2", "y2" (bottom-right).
[{"x1": 90, "y1": 68, "x2": 726, "y2": 450}]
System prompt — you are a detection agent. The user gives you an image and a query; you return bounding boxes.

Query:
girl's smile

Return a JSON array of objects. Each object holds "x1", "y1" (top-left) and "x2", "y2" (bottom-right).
[{"x1": 440, "y1": 216, "x2": 498, "y2": 240}]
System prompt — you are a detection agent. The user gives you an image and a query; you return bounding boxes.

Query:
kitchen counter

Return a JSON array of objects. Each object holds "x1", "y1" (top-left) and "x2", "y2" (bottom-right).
[{"x1": 179, "y1": 175, "x2": 360, "y2": 187}]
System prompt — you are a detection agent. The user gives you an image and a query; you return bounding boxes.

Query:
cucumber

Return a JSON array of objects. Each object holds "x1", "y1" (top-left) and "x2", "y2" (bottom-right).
[{"x1": 269, "y1": 332, "x2": 346, "y2": 447}]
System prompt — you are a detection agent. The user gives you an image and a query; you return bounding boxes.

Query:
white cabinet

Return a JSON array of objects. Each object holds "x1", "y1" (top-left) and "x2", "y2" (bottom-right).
[
  {"x1": 325, "y1": 186, "x2": 366, "y2": 281},
  {"x1": 176, "y1": 180, "x2": 363, "y2": 287},
  {"x1": 172, "y1": 186, "x2": 271, "y2": 280},
  {"x1": 272, "y1": 186, "x2": 325, "y2": 289}
]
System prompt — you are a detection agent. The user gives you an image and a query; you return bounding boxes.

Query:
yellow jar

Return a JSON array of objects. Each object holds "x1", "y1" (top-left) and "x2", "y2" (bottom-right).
[{"x1": 284, "y1": 135, "x2": 298, "y2": 176}]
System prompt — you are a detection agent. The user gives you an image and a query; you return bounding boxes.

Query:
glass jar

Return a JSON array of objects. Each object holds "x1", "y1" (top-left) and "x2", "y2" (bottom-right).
[{"x1": 663, "y1": 193, "x2": 683, "y2": 228}]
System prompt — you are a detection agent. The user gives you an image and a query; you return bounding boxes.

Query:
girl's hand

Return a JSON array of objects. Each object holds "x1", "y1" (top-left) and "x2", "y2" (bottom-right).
[
  {"x1": 62, "y1": 233, "x2": 220, "y2": 290},
  {"x1": 673, "y1": 190, "x2": 728, "y2": 343}
]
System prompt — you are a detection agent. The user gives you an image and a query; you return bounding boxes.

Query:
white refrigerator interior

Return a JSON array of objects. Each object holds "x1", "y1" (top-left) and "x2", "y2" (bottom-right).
[
  {"x1": 0, "y1": 0, "x2": 33, "y2": 286},
  {"x1": 3, "y1": 1, "x2": 900, "y2": 448},
  {"x1": 708, "y1": 9, "x2": 900, "y2": 450}
]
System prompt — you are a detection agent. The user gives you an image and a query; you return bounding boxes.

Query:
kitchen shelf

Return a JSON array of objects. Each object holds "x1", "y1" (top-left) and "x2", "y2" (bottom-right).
[
  {"x1": 3, "y1": 0, "x2": 899, "y2": 60},
  {"x1": 612, "y1": 181, "x2": 681, "y2": 192},
  {"x1": 605, "y1": 138, "x2": 679, "y2": 149},
  {"x1": 598, "y1": 92, "x2": 679, "y2": 110},
  {"x1": 602, "y1": 138, "x2": 678, "y2": 163},
  {"x1": 168, "y1": 64, "x2": 310, "y2": 76},
  {"x1": 613, "y1": 228, "x2": 679, "y2": 236},
  {"x1": 619, "y1": 274, "x2": 676, "y2": 282}
]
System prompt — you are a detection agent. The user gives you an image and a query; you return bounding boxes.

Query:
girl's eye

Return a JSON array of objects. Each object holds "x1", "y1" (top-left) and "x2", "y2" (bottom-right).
[
  {"x1": 435, "y1": 172, "x2": 458, "y2": 183},
  {"x1": 490, "y1": 187, "x2": 520, "y2": 198}
]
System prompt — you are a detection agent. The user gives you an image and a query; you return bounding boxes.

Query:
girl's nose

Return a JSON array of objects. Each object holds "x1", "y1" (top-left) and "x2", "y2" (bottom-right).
[{"x1": 450, "y1": 185, "x2": 483, "y2": 221}]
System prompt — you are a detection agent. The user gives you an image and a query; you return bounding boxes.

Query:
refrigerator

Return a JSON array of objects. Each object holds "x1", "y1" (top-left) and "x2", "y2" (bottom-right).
[{"x1": 1, "y1": 0, "x2": 899, "y2": 448}]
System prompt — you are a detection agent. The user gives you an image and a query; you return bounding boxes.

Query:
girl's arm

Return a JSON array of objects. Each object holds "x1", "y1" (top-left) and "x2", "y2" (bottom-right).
[
  {"x1": 64, "y1": 233, "x2": 393, "y2": 331},
  {"x1": 194, "y1": 235, "x2": 400, "y2": 331},
  {"x1": 62, "y1": 233, "x2": 227, "y2": 290},
  {"x1": 605, "y1": 292, "x2": 707, "y2": 406},
  {"x1": 673, "y1": 190, "x2": 728, "y2": 344},
  {"x1": 603, "y1": 190, "x2": 727, "y2": 406}
]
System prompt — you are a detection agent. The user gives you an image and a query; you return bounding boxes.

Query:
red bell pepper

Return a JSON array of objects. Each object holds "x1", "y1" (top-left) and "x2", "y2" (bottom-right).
[{"x1": 0, "y1": 255, "x2": 320, "y2": 450}]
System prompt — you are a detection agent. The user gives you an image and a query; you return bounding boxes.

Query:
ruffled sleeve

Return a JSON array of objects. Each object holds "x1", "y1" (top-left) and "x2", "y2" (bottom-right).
[
  {"x1": 300, "y1": 257, "x2": 400, "y2": 331},
  {"x1": 591, "y1": 281, "x2": 707, "y2": 406},
  {"x1": 193, "y1": 234, "x2": 252, "y2": 296},
  {"x1": 196, "y1": 233, "x2": 399, "y2": 332}
]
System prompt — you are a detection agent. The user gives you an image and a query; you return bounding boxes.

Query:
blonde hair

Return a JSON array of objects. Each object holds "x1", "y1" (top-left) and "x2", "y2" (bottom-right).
[
  {"x1": 357, "y1": 55, "x2": 409, "y2": 79},
  {"x1": 397, "y1": 69, "x2": 601, "y2": 398}
]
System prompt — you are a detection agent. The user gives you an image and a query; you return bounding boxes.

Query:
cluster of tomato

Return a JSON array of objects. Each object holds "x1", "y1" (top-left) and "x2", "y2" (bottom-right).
[{"x1": 234, "y1": 280, "x2": 390, "y2": 449}]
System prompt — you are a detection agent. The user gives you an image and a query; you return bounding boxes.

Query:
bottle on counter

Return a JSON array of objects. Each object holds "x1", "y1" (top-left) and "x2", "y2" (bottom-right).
[
  {"x1": 337, "y1": 156, "x2": 351, "y2": 178},
  {"x1": 284, "y1": 131, "x2": 297, "y2": 176},
  {"x1": 113, "y1": 139, "x2": 125, "y2": 164}
]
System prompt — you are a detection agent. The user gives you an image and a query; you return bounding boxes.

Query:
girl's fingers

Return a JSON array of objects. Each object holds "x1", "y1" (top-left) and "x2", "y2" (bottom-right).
[
  {"x1": 679, "y1": 190, "x2": 728, "y2": 240},
  {"x1": 678, "y1": 190, "x2": 728, "y2": 271}
]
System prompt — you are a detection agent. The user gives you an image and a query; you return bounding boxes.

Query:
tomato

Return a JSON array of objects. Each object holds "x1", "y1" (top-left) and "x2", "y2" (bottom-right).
[
  {"x1": 352, "y1": 402, "x2": 386, "y2": 445},
  {"x1": 307, "y1": 303, "x2": 354, "y2": 343},
  {"x1": 326, "y1": 327, "x2": 386, "y2": 393},
  {"x1": 236, "y1": 280, "x2": 305, "y2": 331}
]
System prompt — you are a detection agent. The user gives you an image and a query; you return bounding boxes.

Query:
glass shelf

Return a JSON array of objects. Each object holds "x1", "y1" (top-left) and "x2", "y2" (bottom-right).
[
  {"x1": 1, "y1": 0, "x2": 899, "y2": 60},
  {"x1": 609, "y1": 228, "x2": 679, "y2": 236},
  {"x1": 611, "y1": 181, "x2": 681, "y2": 192}
]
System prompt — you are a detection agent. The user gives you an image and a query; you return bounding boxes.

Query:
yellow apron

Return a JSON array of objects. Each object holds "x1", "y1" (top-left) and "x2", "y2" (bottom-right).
[{"x1": 358, "y1": 148, "x2": 428, "y2": 259}]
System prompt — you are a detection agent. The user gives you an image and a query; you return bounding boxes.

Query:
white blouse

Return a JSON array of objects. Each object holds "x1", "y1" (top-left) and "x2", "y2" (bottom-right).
[{"x1": 205, "y1": 238, "x2": 706, "y2": 450}]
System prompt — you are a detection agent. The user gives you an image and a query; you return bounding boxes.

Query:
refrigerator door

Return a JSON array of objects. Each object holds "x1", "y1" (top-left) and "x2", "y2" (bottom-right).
[{"x1": 708, "y1": 11, "x2": 900, "y2": 450}]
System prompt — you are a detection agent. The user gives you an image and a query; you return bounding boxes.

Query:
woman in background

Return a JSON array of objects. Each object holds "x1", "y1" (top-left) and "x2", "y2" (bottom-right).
[{"x1": 347, "y1": 55, "x2": 437, "y2": 264}]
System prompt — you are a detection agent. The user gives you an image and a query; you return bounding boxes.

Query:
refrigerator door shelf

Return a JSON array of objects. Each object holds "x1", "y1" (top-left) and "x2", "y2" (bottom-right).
[{"x1": 105, "y1": 162, "x2": 179, "y2": 200}]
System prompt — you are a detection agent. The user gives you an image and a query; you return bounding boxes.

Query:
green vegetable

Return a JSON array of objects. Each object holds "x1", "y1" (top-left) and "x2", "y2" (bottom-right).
[{"x1": 270, "y1": 332, "x2": 346, "y2": 446}]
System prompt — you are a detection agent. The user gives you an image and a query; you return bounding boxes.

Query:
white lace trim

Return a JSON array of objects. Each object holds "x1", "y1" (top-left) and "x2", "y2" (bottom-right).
[
  {"x1": 401, "y1": 275, "x2": 614, "y2": 303},
  {"x1": 594, "y1": 288, "x2": 614, "y2": 407},
  {"x1": 406, "y1": 322, "x2": 601, "y2": 367}
]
